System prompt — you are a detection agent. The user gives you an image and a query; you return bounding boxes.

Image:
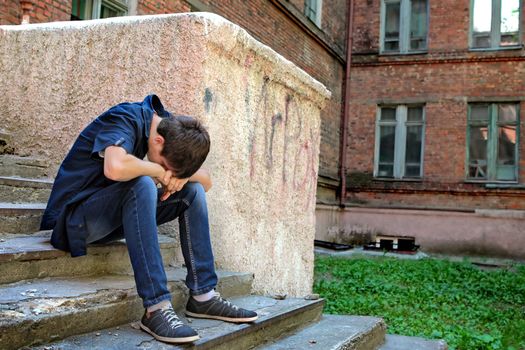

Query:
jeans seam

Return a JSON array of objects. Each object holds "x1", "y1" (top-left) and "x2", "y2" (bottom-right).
[
  {"x1": 183, "y1": 202, "x2": 199, "y2": 292},
  {"x1": 130, "y1": 188, "x2": 158, "y2": 300}
]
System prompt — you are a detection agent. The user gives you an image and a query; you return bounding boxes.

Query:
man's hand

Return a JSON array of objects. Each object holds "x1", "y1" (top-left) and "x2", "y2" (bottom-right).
[{"x1": 158, "y1": 170, "x2": 189, "y2": 201}]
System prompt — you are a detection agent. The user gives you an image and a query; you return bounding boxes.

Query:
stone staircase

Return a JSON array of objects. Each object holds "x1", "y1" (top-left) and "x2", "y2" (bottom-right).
[{"x1": 0, "y1": 154, "x2": 447, "y2": 350}]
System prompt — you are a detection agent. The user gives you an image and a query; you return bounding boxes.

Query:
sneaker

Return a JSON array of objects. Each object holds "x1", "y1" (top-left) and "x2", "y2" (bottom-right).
[
  {"x1": 140, "y1": 307, "x2": 199, "y2": 344},
  {"x1": 185, "y1": 292, "x2": 258, "y2": 323}
]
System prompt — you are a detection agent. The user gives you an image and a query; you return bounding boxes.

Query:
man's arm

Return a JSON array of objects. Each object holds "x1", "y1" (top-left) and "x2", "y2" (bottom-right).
[
  {"x1": 189, "y1": 168, "x2": 212, "y2": 192},
  {"x1": 104, "y1": 146, "x2": 165, "y2": 182}
]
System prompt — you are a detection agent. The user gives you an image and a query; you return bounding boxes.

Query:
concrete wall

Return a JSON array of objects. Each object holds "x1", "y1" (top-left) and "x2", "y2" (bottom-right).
[
  {"x1": 0, "y1": 13, "x2": 330, "y2": 296},
  {"x1": 316, "y1": 205, "x2": 525, "y2": 260}
]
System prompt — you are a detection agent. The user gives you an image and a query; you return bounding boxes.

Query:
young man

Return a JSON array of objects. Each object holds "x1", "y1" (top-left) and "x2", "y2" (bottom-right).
[{"x1": 40, "y1": 95, "x2": 257, "y2": 344}]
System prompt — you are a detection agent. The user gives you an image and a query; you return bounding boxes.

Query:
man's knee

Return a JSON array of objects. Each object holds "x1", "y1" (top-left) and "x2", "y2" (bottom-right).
[
  {"x1": 129, "y1": 176, "x2": 158, "y2": 203},
  {"x1": 183, "y1": 182, "x2": 206, "y2": 206}
]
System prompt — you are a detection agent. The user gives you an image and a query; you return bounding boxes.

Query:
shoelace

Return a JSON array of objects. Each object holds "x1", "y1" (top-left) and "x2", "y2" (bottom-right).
[
  {"x1": 214, "y1": 292, "x2": 239, "y2": 310},
  {"x1": 161, "y1": 308, "x2": 184, "y2": 329}
]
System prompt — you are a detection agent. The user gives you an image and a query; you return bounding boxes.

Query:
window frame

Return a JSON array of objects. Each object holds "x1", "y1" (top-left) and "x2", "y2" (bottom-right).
[
  {"x1": 374, "y1": 104, "x2": 426, "y2": 179},
  {"x1": 469, "y1": 0, "x2": 523, "y2": 50},
  {"x1": 72, "y1": 0, "x2": 127, "y2": 20},
  {"x1": 380, "y1": 0, "x2": 429, "y2": 54},
  {"x1": 304, "y1": 0, "x2": 322, "y2": 28},
  {"x1": 466, "y1": 102, "x2": 521, "y2": 183}
]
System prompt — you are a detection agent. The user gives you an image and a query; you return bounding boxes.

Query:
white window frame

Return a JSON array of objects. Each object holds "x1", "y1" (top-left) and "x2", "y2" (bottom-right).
[
  {"x1": 374, "y1": 105, "x2": 426, "y2": 179},
  {"x1": 92, "y1": 0, "x2": 128, "y2": 19},
  {"x1": 73, "y1": 0, "x2": 127, "y2": 20},
  {"x1": 380, "y1": 0, "x2": 429, "y2": 54},
  {"x1": 469, "y1": 0, "x2": 522, "y2": 50},
  {"x1": 305, "y1": 0, "x2": 322, "y2": 28},
  {"x1": 466, "y1": 103, "x2": 520, "y2": 182}
]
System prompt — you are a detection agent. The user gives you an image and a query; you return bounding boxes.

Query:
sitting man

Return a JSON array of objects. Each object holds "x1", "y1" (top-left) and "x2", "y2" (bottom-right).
[{"x1": 40, "y1": 95, "x2": 257, "y2": 344}]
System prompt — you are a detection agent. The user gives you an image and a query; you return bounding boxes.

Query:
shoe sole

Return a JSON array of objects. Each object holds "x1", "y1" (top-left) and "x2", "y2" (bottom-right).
[
  {"x1": 139, "y1": 322, "x2": 200, "y2": 344},
  {"x1": 185, "y1": 310, "x2": 259, "y2": 323}
]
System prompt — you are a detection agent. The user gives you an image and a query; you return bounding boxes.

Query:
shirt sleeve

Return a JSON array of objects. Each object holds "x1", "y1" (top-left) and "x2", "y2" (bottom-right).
[{"x1": 91, "y1": 113, "x2": 138, "y2": 160}]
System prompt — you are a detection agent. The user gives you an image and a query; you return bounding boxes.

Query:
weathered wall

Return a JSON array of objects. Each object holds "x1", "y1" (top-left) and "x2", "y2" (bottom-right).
[
  {"x1": 0, "y1": 13, "x2": 330, "y2": 296},
  {"x1": 316, "y1": 205, "x2": 525, "y2": 260}
]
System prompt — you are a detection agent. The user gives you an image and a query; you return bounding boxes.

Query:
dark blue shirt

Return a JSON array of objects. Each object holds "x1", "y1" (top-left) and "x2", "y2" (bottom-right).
[{"x1": 41, "y1": 95, "x2": 168, "y2": 257}]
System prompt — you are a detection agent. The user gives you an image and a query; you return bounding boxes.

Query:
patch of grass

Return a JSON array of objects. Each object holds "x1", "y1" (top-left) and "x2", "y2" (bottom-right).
[{"x1": 313, "y1": 256, "x2": 525, "y2": 350}]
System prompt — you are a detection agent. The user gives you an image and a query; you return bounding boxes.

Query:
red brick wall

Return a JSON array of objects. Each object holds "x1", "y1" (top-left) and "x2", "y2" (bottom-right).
[
  {"x1": 1, "y1": 0, "x2": 21, "y2": 24},
  {"x1": 137, "y1": 0, "x2": 189, "y2": 15},
  {"x1": 0, "y1": 0, "x2": 70, "y2": 24}
]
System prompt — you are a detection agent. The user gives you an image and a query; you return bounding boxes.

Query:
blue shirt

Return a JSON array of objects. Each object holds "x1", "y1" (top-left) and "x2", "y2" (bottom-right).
[{"x1": 41, "y1": 95, "x2": 168, "y2": 257}]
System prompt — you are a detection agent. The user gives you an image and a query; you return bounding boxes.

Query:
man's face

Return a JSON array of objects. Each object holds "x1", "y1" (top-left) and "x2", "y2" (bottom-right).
[{"x1": 147, "y1": 136, "x2": 174, "y2": 172}]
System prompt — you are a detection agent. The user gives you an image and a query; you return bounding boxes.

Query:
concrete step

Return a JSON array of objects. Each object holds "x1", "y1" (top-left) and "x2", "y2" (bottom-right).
[
  {"x1": 0, "y1": 233, "x2": 178, "y2": 284},
  {"x1": 28, "y1": 295, "x2": 324, "y2": 350},
  {"x1": 378, "y1": 335, "x2": 448, "y2": 350},
  {"x1": 0, "y1": 202, "x2": 46, "y2": 234},
  {"x1": 0, "y1": 269, "x2": 254, "y2": 349},
  {"x1": 257, "y1": 314, "x2": 386, "y2": 350},
  {"x1": 0, "y1": 176, "x2": 52, "y2": 203},
  {"x1": 0, "y1": 155, "x2": 51, "y2": 178}
]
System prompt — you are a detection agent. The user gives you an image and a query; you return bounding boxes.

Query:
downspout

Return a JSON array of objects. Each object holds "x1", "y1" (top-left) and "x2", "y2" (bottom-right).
[{"x1": 339, "y1": 0, "x2": 354, "y2": 208}]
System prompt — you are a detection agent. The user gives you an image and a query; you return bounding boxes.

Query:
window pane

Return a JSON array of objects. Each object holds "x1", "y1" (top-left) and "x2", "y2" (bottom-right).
[
  {"x1": 378, "y1": 125, "x2": 396, "y2": 177},
  {"x1": 470, "y1": 105, "x2": 490, "y2": 122},
  {"x1": 407, "y1": 106, "x2": 423, "y2": 121},
  {"x1": 385, "y1": 2, "x2": 401, "y2": 51},
  {"x1": 468, "y1": 126, "x2": 488, "y2": 178},
  {"x1": 497, "y1": 125, "x2": 516, "y2": 165},
  {"x1": 405, "y1": 125, "x2": 422, "y2": 163},
  {"x1": 498, "y1": 104, "x2": 518, "y2": 123},
  {"x1": 101, "y1": 6, "x2": 119, "y2": 18},
  {"x1": 472, "y1": 0, "x2": 492, "y2": 48},
  {"x1": 378, "y1": 164, "x2": 394, "y2": 177},
  {"x1": 501, "y1": 0, "x2": 520, "y2": 46},
  {"x1": 381, "y1": 107, "x2": 397, "y2": 121},
  {"x1": 405, "y1": 165, "x2": 421, "y2": 177},
  {"x1": 410, "y1": 0, "x2": 428, "y2": 50}
]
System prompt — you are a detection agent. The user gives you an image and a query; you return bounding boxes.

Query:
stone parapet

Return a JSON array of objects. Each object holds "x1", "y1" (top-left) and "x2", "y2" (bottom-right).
[{"x1": 0, "y1": 13, "x2": 330, "y2": 296}]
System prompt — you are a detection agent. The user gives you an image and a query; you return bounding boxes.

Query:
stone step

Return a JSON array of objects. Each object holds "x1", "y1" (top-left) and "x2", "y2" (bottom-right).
[
  {"x1": 0, "y1": 269, "x2": 254, "y2": 349},
  {"x1": 28, "y1": 295, "x2": 324, "y2": 350},
  {"x1": 378, "y1": 335, "x2": 448, "y2": 350},
  {"x1": 0, "y1": 202, "x2": 46, "y2": 234},
  {"x1": 0, "y1": 155, "x2": 51, "y2": 178},
  {"x1": 257, "y1": 314, "x2": 386, "y2": 350},
  {"x1": 0, "y1": 233, "x2": 179, "y2": 284},
  {"x1": 0, "y1": 176, "x2": 52, "y2": 203}
]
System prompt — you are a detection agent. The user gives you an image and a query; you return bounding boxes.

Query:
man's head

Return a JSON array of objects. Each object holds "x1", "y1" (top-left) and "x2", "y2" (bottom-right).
[{"x1": 147, "y1": 113, "x2": 210, "y2": 178}]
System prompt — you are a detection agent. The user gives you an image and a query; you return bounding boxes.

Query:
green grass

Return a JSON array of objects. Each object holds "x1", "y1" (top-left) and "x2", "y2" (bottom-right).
[{"x1": 313, "y1": 256, "x2": 525, "y2": 350}]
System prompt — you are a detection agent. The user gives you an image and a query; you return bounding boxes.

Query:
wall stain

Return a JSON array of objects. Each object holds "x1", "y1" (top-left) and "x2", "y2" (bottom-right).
[
  {"x1": 203, "y1": 88, "x2": 213, "y2": 114},
  {"x1": 266, "y1": 112, "x2": 282, "y2": 169}
]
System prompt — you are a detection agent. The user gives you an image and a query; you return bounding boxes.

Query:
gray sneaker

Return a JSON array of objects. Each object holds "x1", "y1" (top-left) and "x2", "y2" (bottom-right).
[
  {"x1": 140, "y1": 307, "x2": 199, "y2": 344},
  {"x1": 185, "y1": 293, "x2": 258, "y2": 323}
]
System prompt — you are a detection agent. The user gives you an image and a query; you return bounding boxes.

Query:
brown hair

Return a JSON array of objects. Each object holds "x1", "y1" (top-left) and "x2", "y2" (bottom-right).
[{"x1": 157, "y1": 114, "x2": 210, "y2": 179}]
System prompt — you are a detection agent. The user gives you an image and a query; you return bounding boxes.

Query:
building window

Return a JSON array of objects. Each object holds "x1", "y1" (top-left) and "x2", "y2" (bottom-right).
[
  {"x1": 471, "y1": 0, "x2": 521, "y2": 49},
  {"x1": 381, "y1": 0, "x2": 428, "y2": 53},
  {"x1": 304, "y1": 0, "x2": 322, "y2": 27},
  {"x1": 467, "y1": 103, "x2": 520, "y2": 182},
  {"x1": 71, "y1": 0, "x2": 127, "y2": 20},
  {"x1": 375, "y1": 105, "x2": 425, "y2": 179}
]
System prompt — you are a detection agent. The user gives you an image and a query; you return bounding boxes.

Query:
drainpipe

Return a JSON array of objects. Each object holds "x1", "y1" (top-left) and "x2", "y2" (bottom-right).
[
  {"x1": 339, "y1": 0, "x2": 354, "y2": 208},
  {"x1": 20, "y1": 0, "x2": 34, "y2": 24}
]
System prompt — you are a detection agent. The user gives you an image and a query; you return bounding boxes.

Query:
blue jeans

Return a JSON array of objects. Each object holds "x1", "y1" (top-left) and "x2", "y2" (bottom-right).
[{"x1": 76, "y1": 176, "x2": 218, "y2": 308}]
